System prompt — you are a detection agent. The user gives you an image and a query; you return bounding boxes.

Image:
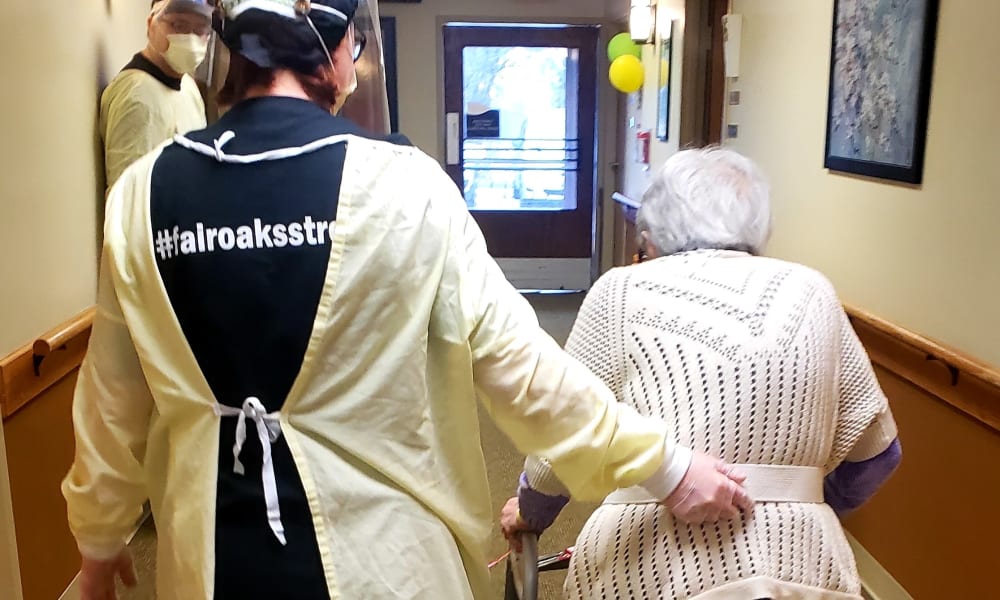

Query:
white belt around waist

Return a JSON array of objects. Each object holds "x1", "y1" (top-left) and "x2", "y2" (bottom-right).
[
  {"x1": 214, "y1": 397, "x2": 287, "y2": 545},
  {"x1": 604, "y1": 464, "x2": 825, "y2": 505}
]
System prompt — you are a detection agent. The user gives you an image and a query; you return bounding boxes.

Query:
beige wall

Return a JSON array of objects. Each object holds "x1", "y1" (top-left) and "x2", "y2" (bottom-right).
[
  {"x1": 726, "y1": 0, "x2": 1000, "y2": 366},
  {"x1": 0, "y1": 0, "x2": 150, "y2": 353},
  {"x1": 619, "y1": 0, "x2": 686, "y2": 201},
  {"x1": 0, "y1": 1, "x2": 151, "y2": 597}
]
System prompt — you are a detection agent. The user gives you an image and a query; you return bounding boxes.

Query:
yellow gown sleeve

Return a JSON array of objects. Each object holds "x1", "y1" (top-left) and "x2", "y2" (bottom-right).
[
  {"x1": 61, "y1": 246, "x2": 154, "y2": 560},
  {"x1": 430, "y1": 166, "x2": 674, "y2": 501},
  {"x1": 102, "y1": 83, "x2": 175, "y2": 192},
  {"x1": 522, "y1": 271, "x2": 634, "y2": 494}
]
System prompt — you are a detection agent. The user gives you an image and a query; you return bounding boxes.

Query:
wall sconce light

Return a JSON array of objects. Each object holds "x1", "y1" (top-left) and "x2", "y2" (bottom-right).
[{"x1": 630, "y1": 0, "x2": 657, "y2": 45}]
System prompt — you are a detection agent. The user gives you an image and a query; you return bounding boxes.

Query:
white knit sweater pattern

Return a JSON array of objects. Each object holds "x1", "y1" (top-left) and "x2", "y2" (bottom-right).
[{"x1": 547, "y1": 251, "x2": 897, "y2": 600}]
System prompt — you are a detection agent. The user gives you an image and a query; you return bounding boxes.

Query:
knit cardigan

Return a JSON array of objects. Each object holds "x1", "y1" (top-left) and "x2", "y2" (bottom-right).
[{"x1": 526, "y1": 251, "x2": 898, "y2": 600}]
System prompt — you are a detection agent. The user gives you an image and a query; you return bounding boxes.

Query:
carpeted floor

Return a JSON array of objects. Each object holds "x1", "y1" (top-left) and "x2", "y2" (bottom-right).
[
  {"x1": 119, "y1": 292, "x2": 591, "y2": 600},
  {"x1": 119, "y1": 518, "x2": 156, "y2": 600}
]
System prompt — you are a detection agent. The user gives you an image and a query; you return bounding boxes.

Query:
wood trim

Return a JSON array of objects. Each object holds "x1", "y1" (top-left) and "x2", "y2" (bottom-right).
[
  {"x1": 845, "y1": 304, "x2": 1000, "y2": 434},
  {"x1": 610, "y1": 193, "x2": 639, "y2": 267},
  {"x1": 0, "y1": 308, "x2": 95, "y2": 420},
  {"x1": 679, "y1": 0, "x2": 709, "y2": 147},
  {"x1": 706, "y1": 0, "x2": 728, "y2": 144},
  {"x1": 32, "y1": 308, "x2": 96, "y2": 359},
  {"x1": 678, "y1": 0, "x2": 728, "y2": 146}
]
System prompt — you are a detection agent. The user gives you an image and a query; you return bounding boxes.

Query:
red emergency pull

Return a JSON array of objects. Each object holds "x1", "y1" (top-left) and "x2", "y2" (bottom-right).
[{"x1": 636, "y1": 130, "x2": 651, "y2": 165}]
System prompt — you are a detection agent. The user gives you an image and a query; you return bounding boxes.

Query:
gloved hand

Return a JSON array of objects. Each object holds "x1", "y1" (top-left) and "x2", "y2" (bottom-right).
[
  {"x1": 663, "y1": 450, "x2": 754, "y2": 524},
  {"x1": 80, "y1": 548, "x2": 137, "y2": 600}
]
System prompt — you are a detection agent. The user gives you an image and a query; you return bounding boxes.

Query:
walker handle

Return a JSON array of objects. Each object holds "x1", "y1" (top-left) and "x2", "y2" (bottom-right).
[{"x1": 520, "y1": 532, "x2": 539, "y2": 600}]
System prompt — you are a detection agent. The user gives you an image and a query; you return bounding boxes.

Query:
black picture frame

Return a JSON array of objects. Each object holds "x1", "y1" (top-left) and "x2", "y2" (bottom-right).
[
  {"x1": 823, "y1": 0, "x2": 939, "y2": 184},
  {"x1": 655, "y1": 21, "x2": 674, "y2": 142},
  {"x1": 380, "y1": 16, "x2": 400, "y2": 133}
]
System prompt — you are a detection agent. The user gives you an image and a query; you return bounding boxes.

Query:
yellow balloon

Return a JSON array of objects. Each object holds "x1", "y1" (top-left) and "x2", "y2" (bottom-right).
[{"x1": 609, "y1": 55, "x2": 644, "y2": 94}]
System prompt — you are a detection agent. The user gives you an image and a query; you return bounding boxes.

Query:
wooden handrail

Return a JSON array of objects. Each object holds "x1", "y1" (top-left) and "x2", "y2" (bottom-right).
[
  {"x1": 32, "y1": 307, "x2": 97, "y2": 358},
  {"x1": 845, "y1": 305, "x2": 1000, "y2": 389},
  {"x1": 1, "y1": 308, "x2": 95, "y2": 420},
  {"x1": 845, "y1": 304, "x2": 1000, "y2": 433}
]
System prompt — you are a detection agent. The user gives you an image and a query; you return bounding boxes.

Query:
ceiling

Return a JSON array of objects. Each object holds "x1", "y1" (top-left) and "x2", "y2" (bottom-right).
[{"x1": 605, "y1": 0, "x2": 630, "y2": 20}]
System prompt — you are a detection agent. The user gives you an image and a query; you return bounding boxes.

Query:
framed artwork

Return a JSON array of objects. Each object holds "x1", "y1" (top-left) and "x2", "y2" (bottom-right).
[
  {"x1": 380, "y1": 16, "x2": 400, "y2": 133},
  {"x1": 656, "y1": 20, "x2": 674, "y2": 141},
  {"x1": 824, "y1": 0, "x2": 939, "y2": 184}
]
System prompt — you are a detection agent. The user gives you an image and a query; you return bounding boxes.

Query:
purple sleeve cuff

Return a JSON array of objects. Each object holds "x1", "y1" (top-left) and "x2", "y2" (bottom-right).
[
  {"x1": 824, "y1": 438, "x2": 902, "y2": 515},
  {"x1": 517, "y1": 472, "x2": 570, "y2": 533}
]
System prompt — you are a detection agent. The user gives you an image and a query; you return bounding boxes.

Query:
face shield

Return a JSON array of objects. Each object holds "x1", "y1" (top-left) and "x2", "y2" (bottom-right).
[
  {"x1": 204, "y1": 0, "x2": 389, "y2": 130},
  {"x1": 337, "y1": 0, "x2": 391, "y2": 135},
  {"x1": 151, "y1": 0, "x2": 221, "y2": 119},
  {"x1": 153, "y1": 0, "x2": 215, "y2": 25},
  {"x1": 194, "y1": 32, "x2": 230, "y2": 122}
]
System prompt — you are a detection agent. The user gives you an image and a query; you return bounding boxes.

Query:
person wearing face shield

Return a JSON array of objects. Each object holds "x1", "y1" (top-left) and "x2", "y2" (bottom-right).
[
  {"x1": 62, "y1": 1, "x2": 752, "y2": 598},
  {"x1": 98, "y1": 0, "x2": 212, "y2": 193}
]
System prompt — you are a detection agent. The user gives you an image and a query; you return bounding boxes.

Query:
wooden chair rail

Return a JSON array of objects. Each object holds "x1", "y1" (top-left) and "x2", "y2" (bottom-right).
[
  {"x1": 0, "y1": 308, "x2": 95, "y2": 420},
  {"x1": 32, "y1": 307, "x2": 96, "y2": 360},
  {"x1": 2, "y1": 300, "x2": 996, "y2": 433},
  {"x1": 845, "y1": 304, "x2": 1000, "y2": 433}
]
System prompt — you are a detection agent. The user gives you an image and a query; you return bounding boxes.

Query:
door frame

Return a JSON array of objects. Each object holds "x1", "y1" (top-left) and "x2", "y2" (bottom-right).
[
  {"x1": 435, "y1": 16, "x2": 619, "y2": 286},
  {"x1": 679, "y1": 0, "x2": 729, "y2": 147},
  {"x1": 442, "y1": 24, "x2": 599, "y2": 260}
]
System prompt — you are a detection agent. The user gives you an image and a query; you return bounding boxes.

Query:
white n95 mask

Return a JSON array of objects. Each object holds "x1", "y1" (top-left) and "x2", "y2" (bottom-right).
[{"x1": 163, "y1": 33, "x2": 209, "y2": 75}]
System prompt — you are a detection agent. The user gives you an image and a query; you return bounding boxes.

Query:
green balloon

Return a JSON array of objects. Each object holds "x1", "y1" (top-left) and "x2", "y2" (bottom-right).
[{"x1": 608, "y1": 32, "x2": 642, "y2": 61}]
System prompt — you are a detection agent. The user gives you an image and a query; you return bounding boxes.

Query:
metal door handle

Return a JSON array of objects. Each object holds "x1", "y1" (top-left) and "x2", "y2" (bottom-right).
[{"x1": 446, "y1": 112, "x2": 460, "y2": 165}]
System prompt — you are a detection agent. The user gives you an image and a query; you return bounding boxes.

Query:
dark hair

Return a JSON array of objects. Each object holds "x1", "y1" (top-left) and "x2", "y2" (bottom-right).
[{"x1": 218, "y1": 52, "x2": 338, "y2": 110}]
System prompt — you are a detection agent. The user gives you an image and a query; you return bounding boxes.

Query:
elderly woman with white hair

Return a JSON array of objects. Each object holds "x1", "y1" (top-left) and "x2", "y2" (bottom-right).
[{"x1": 501, "y1": 147, "x2": 902, "y2": 599}]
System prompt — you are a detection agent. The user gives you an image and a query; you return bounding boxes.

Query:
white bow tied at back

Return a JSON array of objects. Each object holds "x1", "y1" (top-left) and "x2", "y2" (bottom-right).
[{"x1": 214, "y1": 397, "x2": 287, "y2": 545}]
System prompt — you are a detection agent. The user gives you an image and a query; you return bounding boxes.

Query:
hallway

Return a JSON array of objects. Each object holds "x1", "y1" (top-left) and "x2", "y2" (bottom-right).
[{"x1": 2, "y1": 2, "x2": 998, "y2": 598}]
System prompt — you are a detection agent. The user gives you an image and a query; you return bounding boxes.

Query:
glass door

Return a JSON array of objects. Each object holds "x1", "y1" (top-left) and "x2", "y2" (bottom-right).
[{"x1": 443, "y1": 25, "x2": 599, "y2": 289}]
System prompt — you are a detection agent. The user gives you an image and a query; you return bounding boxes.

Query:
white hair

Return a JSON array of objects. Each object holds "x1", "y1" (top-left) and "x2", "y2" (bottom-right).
[{"x1": 636, "y1": 147, "x2": 772, "y2": 256}]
